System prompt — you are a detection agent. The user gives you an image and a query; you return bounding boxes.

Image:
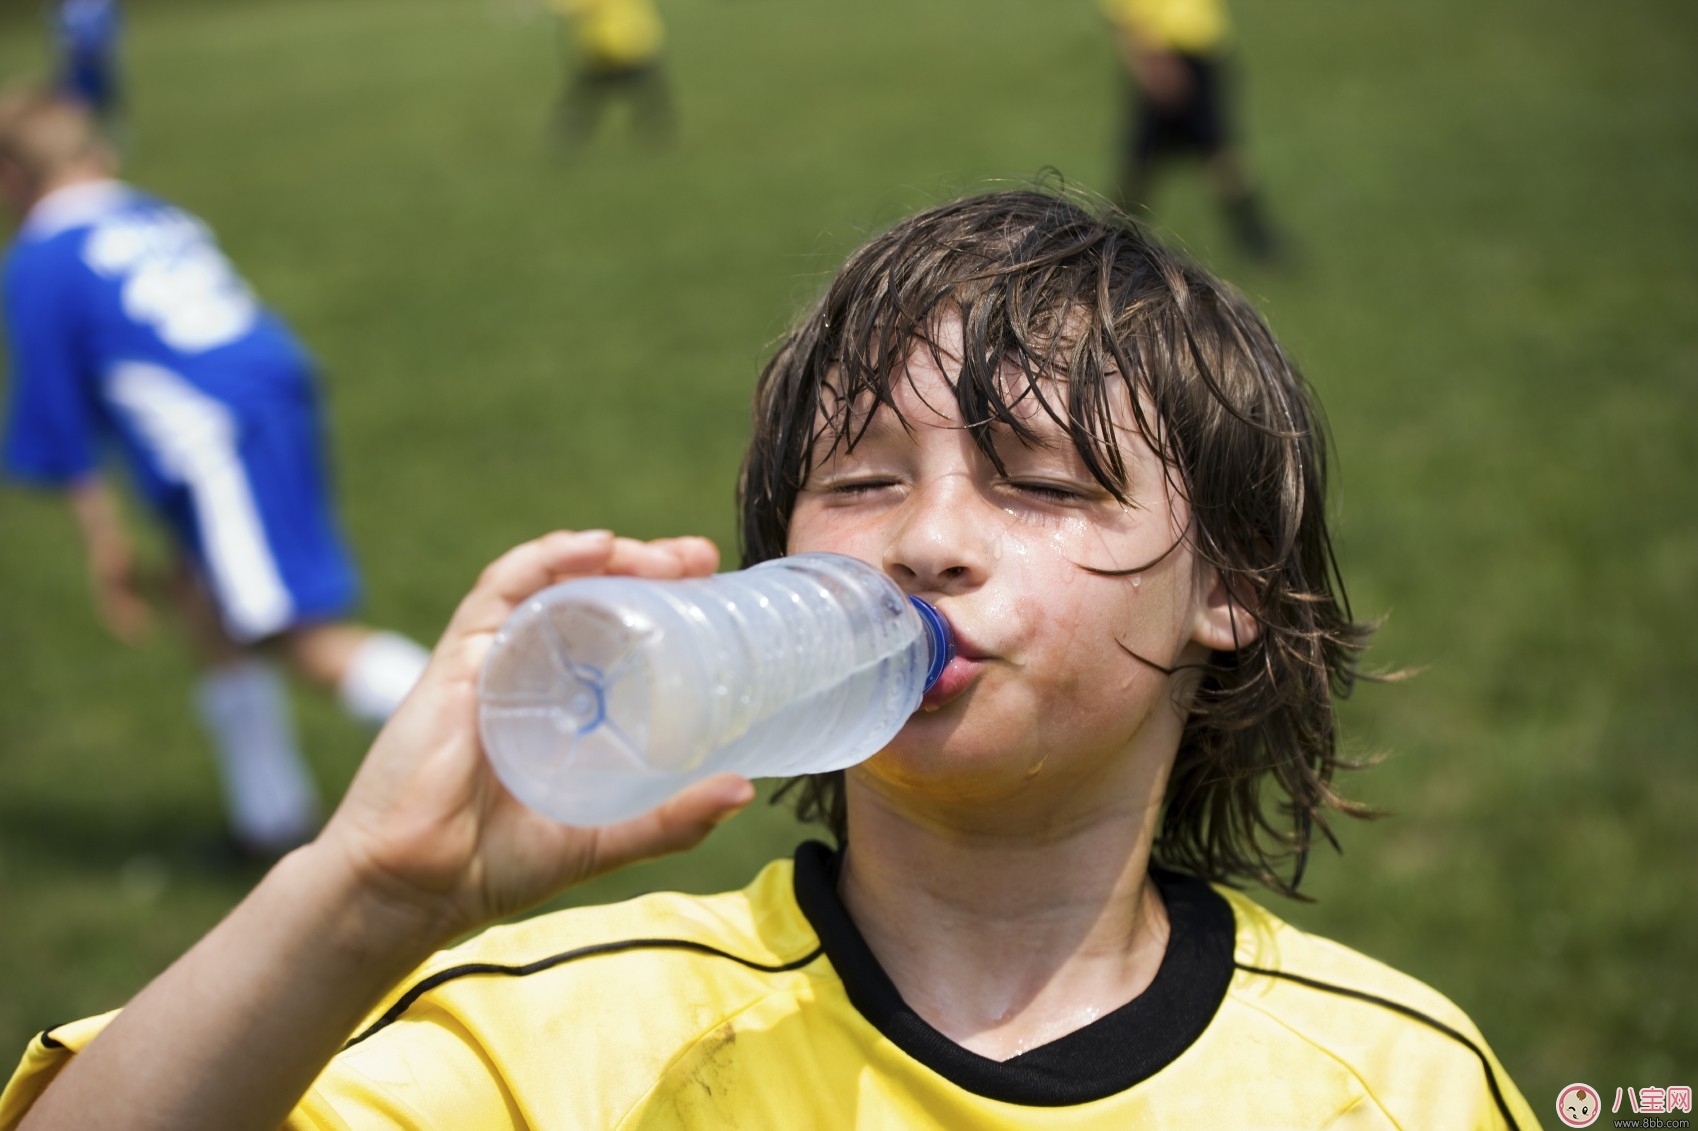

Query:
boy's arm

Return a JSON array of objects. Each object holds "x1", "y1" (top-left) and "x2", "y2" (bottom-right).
[
  {"x1": 65, "y1": 475, "x2": 153, "y2": 643},
  {"x1": 2, "y1": 251, "x2": 146, "y2": 641},
  {"x1": 1113, "y1": 28, "x2": 1192, "y2": 108},
  {"x1": 16, "y1": 530, "x2": 756, "y2": 1131},
  {"x1": 2, "y1": 246, "x2": 100, "y2": 489}
]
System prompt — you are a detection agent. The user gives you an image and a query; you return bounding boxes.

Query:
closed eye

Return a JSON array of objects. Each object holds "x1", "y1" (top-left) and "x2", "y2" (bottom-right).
[
  {"x1": 1008, "y1": 480, "x2": 1086, "y2": 503},
  {"x1": 826, "y1": 478, "x2": 899, "y2": 496}
]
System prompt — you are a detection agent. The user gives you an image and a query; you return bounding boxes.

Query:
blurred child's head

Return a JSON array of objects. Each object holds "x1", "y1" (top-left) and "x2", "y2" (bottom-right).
[
  {"x1": 740, "y1": 188, "x2": 1372, "y2": 895},
  {"x1": 0, "y1": 86, "x2": 113, "y2": 217}
]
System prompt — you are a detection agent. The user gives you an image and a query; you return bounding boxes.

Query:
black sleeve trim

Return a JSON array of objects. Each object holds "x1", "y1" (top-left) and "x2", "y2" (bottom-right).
[
  {"x1": 344, "y1": 938, "x2": 823, "y2": 1050},
  {"x1": 1234, "y1": 963, "x2": 1524, "y2": 1131},
  {"x1": 37, "y1": 1029, "x2": 66, "y2": 1051}
]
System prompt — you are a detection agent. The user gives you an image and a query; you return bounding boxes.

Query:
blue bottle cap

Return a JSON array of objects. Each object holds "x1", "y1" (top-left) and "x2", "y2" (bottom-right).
[{"x1": 908, "y1": 596, "x2": 955, "y2": 693}]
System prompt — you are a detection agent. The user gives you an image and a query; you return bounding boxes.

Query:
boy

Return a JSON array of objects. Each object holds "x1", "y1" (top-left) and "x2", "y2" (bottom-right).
[
  {"x1": 0, "y1": 89, "x2": 429, "y2": 856},
  {"x1": 0, "y1": 190, "x2": 1537, "y2": 1128},
  {"x1": 50, "y1": 0, "x2": 123, "y2": 130},
  {"x1": 1102, "y1": 0, "x2": 1282, "y2": 262},
  {"x1": 549, "y1": 0, "x2": 676, "y2": 150}
]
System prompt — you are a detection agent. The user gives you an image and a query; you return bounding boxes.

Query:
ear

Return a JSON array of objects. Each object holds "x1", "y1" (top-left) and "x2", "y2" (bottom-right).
[{"x1": 1190, "y1": 563, "x2": 1260, "y2": 654}]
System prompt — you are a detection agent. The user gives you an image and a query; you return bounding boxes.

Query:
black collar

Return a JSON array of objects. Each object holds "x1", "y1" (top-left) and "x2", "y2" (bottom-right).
[{"x1": 791, "y1": 840, "x2": 1236, "y2": 1107}]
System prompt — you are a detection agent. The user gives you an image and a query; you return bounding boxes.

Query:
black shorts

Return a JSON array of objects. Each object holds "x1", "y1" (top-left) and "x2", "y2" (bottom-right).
[
  {"x1": 1131, "y1": 53, "x2": 1230, "y2": 160},
  {"x1": 581, "y1": 57, "x2": 661, "y2": 85}
]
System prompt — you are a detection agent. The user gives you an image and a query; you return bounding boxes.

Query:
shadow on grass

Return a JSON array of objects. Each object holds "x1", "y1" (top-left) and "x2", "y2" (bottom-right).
[{"x1": 0, "y1": 796, "x2": 270, "y2": 884}]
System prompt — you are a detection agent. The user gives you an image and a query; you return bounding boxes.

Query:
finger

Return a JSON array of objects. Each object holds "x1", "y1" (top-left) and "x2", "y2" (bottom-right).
[
  {"x1": 587, "y1": 774, "x2": 756, "y2": 877},
  {"x1": 445, "y1": 530, "x2": 615, "y2": 639},
  {"x1": 602, "y1": 536, "x2": 712, "y2": 581},
  {"x1": 645, "y1": 536, "x2": 719, "y2": 577}
]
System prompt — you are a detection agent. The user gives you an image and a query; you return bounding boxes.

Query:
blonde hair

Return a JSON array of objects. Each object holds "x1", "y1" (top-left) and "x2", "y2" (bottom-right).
[{"x1": 0, "y1": 86, "x2": 107, "y2": 184}]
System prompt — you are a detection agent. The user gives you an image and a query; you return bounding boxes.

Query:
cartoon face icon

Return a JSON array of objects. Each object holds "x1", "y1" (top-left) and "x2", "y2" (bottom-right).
[{"x1": 1557, "y1": 1083, "x2": 1601, "y2": 1127}]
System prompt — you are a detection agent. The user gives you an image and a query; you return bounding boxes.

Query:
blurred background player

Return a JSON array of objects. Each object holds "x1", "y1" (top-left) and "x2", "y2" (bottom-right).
[
  {"x1": 549, "y1": 0, "x2": 675, "y2": 151},
  {"x1": 1103, "y1": 0, "x2": 1282, "y2": 263},
  {"x1": 0, "y1": 89, "x2": 430, "y2": 858},
  {"x1": 50, "y1": 0, "x2": 123, "y2": 132}
]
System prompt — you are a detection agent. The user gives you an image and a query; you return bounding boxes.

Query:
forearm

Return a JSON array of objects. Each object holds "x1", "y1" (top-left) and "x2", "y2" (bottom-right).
[
  {"x1": 19, "y1": 845, "x2": 451, "y2": 1131},
  {"x1": 16, "y1": 530, "x2": 749, "y2": 1128},
  {"x1": 65, "y1": 475, "x2": 129, "y2": 574},
  {"x1": 60, "y1": 474, "x2": 158, "y2": 642},
  {"x1": 66, "y1": 473, "x2": 118, "y2": 540}
]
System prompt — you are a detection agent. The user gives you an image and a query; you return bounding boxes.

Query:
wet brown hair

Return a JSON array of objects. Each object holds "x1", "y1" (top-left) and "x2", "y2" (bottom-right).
[{"x1": 738, "y1": 188, "x2": 1375, "y2": 897}]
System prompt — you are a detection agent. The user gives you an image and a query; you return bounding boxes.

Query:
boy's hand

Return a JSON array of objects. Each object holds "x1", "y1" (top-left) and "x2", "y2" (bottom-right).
[
  {"x1": 88, "y1": 543, "x2": 156, "y2": 645},
  {"x1": 1132, "y1": 47, "x2": 1192, "y2": 108},
  {"x1": 311, "y1": 530, "x2": 754, "y2": 947},
  {"x1": 14, "y1": 532, "x2": 747, "y2": 1131},
  {"x1": 68, "y1": 475, "x2": 156, "y2": 645},
  {"x1": 1110, "y1": 24, "x2": 1193, "y2": 109}
]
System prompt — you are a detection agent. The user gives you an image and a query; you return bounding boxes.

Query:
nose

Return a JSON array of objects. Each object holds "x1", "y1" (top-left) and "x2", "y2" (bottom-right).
[{"x1": 882, "y1": 474, "x2": 992, "y2": 596}]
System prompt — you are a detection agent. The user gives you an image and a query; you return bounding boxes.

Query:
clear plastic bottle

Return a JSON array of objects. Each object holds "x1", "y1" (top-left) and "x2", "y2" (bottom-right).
[{"x1": 477, "y1": 552, "x2": 953, "y2": 826}]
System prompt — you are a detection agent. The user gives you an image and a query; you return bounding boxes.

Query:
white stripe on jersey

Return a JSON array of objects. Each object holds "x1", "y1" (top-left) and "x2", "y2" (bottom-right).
[
  {"x1": 105, "y1": 362, "x2": 295, "y2": 642},
  {"x1": 20, "y1": 180, "x2": 131, "y2": 241}
]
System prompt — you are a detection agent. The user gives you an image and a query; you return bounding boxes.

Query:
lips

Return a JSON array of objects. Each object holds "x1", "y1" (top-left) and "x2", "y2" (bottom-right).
[
  {"x1": 921, "y1": 652, "x2": 983, "y2": 710},
  {"x1": 918, "y1": 610, "x2": 988, "y2": 710}
]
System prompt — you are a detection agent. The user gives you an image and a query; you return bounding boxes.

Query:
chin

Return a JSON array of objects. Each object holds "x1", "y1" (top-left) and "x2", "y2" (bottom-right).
[{"x1": 853, "y1": 734, "x2": 1053, "y2": 808}]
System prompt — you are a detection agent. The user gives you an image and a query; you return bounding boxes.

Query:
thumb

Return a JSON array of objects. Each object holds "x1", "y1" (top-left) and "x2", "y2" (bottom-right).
[{"x1": 587, "y1": 774, "x2": 757, "y2": 878}]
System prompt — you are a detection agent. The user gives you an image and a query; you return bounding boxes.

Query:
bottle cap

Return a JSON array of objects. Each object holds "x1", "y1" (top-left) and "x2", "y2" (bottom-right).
[{"x1": 908, "y1": 596, "x2": 955, "y2": 693}]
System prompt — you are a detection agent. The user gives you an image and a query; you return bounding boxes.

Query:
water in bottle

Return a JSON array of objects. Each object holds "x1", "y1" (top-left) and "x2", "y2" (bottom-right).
[{"x1": 477, "y1": 552, "x2": 953, "y2": 826}]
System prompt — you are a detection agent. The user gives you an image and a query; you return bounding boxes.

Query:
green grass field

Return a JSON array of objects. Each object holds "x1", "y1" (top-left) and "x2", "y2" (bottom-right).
[{"x1": 2, "y1": 0, "x2": 1694, "y2": 1114}]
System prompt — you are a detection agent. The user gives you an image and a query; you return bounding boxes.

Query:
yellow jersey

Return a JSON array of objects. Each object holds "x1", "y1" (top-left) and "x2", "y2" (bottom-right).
[
  {"x1": 1101, "y1": 0, "x2": 1231, "y2": 55},
  {"x1": 1, "y1": 843, "x2": 1538, "y2": 1129},
  {"x1": 552, "y1": 0, "x2": 663, "y2": 69}
]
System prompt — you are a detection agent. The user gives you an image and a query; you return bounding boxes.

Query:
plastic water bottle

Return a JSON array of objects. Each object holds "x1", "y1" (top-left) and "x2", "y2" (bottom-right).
[{"x1": 477, "y1": 552, "x2": 953, "y2": 826}]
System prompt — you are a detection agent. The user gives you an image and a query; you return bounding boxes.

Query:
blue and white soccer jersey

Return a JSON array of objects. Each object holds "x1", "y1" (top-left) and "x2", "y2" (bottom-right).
[{"x1": 2, "y1": 181, "x2": 359, "y2": 642}]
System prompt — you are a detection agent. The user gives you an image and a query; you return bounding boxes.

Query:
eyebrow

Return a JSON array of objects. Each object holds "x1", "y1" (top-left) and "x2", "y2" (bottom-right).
[{"x1": 829, "y1": 380, "x2": 1082, "y2": 438}]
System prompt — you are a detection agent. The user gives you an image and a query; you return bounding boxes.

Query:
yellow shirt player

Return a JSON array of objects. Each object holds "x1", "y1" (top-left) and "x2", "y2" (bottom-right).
[
  {"x1": 548, "y1": 0, "x2": 674, "y2": 148},
  {"x1": 553, "y1": 0, "x2": 663, "y2": 71},
  {"x1": 1102, "y1": 0, "x2": 1283, "y2": 263},
  {"x1": 1103, "y1": 0, "x2": 1230, "y2": 56},
  {"x1": 1, "y1": 191, "x2": 1537, "y2": 1130}
]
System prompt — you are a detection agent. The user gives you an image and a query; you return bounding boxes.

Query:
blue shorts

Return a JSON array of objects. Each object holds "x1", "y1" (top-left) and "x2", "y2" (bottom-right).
[{"x1": 111, "y1": 363, "x2": 361, "y2": 643}]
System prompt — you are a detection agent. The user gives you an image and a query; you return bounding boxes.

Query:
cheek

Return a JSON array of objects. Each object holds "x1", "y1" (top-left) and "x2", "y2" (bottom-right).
[
  {"x1": 786, "y1": 514, "x2": 885, "y2": 562},
  {"x1": 1000, "y1": 564, "x2": 1137, "y2": 686},
  {"x1": 785, "y1": 499, "x2": 858, "y2": 556},
  {"x1": 1014, "y1": 560, "x2": 1189, "y2": 686}
]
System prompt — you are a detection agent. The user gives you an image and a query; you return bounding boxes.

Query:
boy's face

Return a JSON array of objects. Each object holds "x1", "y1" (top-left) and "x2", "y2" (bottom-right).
[{"x1": 788, "y1": 315, "x2": 1248, "y2": 816}]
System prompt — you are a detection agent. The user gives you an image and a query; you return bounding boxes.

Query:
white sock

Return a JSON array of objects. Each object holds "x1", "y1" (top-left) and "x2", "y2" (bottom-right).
[
  {"x1": 193, "y1": 660, "x2": 319, "y2": 851},
  {"x1": 337, "y1": 630, "x2": 430, "y2": 725}
]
